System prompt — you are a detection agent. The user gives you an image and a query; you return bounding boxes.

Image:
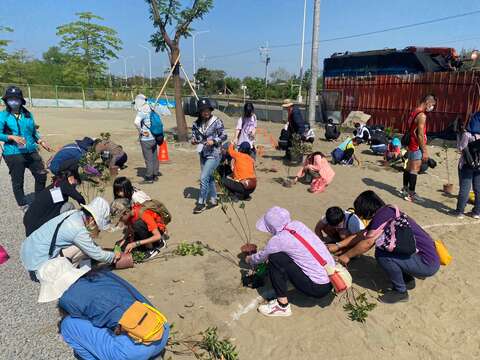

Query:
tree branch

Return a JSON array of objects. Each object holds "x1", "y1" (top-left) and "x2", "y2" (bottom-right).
[
  {"x1": 174, "y1": 0, "x2": 200, "y2": 43},
  {"x1": 150, "y1": 0, "x2": 174, "y2": 49}
]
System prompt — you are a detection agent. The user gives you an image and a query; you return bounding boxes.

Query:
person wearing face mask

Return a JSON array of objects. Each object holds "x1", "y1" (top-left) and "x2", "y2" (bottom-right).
[
  {"x1": 0, "y1": 86, "x2": 53, "y2": 209},
  {"x1": 133, "y1": 94, "x2": 160, "y2": 184},
  {"x1": 191, "y1": 98, "x2": 227, "y2": 214},
  {"x1": 20, "y1": 197, "x2": 120, "y2": 282},
  {"x1": 402, "y1": 94, "x2": 436, "y2": 202}
]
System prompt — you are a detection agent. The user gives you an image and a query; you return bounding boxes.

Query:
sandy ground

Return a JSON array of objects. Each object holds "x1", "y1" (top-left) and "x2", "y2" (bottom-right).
[{"x1": 18, "y1": 107, "x2": 480, "y2": 359}]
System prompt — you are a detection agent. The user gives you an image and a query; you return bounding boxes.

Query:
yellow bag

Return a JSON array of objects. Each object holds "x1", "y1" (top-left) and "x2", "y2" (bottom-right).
[
  {"x1": 119, "y1": 301, "x2": 167, "y2": 344},
  {"x1": 434, "y1": 240, "x2": 452, "y2": 266}
]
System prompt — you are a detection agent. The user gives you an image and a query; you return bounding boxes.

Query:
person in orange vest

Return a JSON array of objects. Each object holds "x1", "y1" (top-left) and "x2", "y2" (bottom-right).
[{"x1": 221, "y1": 142, "x2": 256, "y2": 200}]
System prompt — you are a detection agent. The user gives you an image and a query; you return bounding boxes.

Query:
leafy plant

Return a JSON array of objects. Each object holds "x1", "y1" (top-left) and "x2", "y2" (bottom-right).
[
  {"x1": 174, "y1": 242, "x2": 204, "y2": 256},
  {"x1": 290, "y1": 133, "x2": 312, "y2": 159},
  {"x1": 166, "y1": 325, "x2": 239, "y2": 360},
  {"x1": 340, "y1": 287, "x2": 376, "y2": 323},
  {"x1": 131, "y1": 250, "x2": 146, "y2": 263}
]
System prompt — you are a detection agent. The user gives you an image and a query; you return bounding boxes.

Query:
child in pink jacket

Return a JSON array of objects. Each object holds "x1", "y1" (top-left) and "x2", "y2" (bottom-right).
[{"x1": 294, "y1": 152, "x2": 335, "y2": 193}]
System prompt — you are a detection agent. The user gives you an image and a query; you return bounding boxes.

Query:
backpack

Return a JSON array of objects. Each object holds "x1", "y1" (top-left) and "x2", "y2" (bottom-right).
[
  {"x1": 142, "y1": 107, "x2": 164, "y2": 145},
  {"x1": 375, "y1": 205, "x2": 416, "y2": 256},
  {"x1": 138, "y1": 199, "x2": 172, "y2": 225},
  {"x1": 462, "y1": 135, "x2": 480, "y2": 170}
]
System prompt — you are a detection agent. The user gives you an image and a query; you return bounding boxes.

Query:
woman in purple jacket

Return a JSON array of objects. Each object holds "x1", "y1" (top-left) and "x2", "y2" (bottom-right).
[{"x1": 246, "y1": 207, "x2": 334, "y2": 317}]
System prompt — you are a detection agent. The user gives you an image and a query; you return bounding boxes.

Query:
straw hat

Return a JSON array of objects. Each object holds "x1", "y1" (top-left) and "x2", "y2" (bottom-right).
[
  {"x1": 110, "y1": 198, "x2": 131, "y2": 225},
  {"x1": 37, "y1": 257, "x2": 90, "y2": 303},
  {"x1": 81, "y1": 197, "x2": 111, "y2": 231},
  {"x1": 282, "y1": 99, "x2": 295, "y2": 108}
]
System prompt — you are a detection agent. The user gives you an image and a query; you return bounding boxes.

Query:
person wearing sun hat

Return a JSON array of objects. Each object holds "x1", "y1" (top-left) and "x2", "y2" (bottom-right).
[
  {"x1": 191, "y1": 98, "x2": 227, "y2": 214},
  {"x1": 245, "y1": 206, "x2": 334, "y2": 317},
  {"x1": 281, "y1": 98, "x2": 308, "y2": 160},
  {"x1": 0, "y1": 86, "x2": 54, "y2": 209},
  {"x1": 21, "y1": 197, "x2": 121, "y2": 281}
]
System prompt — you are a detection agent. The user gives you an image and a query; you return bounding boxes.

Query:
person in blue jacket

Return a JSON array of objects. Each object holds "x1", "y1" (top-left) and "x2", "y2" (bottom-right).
[
  {"x1": 55, "y1": 266, "x2": 169, "y2": 359},
  {"x1": 49, "y1": 137, "x2": 95, "y2": 176},
  {"x1": 0, "y1": 86, "x2": 54, "y2": 207}
]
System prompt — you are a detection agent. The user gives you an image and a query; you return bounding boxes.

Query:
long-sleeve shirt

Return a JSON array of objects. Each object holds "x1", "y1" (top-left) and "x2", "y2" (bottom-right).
[
  {"x1": 457, "y1": 132, "x2": 480, "y2": 169},
  {"x1": 21, "y1": 210, "x2": 114, "y2": 271},
  {"x1": 94, "y1": 140, "x2": 125, "y2": 168},
  {"x1": 23, "y1": 180, "x2": 86, "y2": 236},
  {"x1": 296, "y1": 154, "x2": 335, "y2": 184},
  {"x1": 228, "y1": 144, "x2": 255, "y2": 180},
  {"x1": 0, "y1": 110, "x2": 40, "y2": 155},
  {"x1": 134, "y1": 104, "x2": 155, "y2": 142},
  {"x1": 250, "y1": 220, "x2": 334, "y2": 285},
  {"x1": 191, "y1": 115, "x2": 227, "y2": 159}
]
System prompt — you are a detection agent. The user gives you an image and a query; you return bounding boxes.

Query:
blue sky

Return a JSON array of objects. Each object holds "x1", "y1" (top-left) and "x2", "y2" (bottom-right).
[{"x1": 3, "y1": 0, "x2": 480, "y2": 79}]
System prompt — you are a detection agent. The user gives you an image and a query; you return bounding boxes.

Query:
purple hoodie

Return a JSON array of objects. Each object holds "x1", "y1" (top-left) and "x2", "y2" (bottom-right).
[{"x1": 252, "y1": 207, "x2": 334, "y2": 285}]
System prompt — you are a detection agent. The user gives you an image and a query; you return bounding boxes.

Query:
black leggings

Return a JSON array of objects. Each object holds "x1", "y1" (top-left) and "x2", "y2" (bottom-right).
[
  {"x1": 221, "y1": 177, "x2": 255, "y2": 199},
  {"x1": 4, "y1": 152, "x2": 47, "y2": 206},
  {"x1": 268, "y1": 252, "x2": 332, "y2": 299},
  {"x1": 130, "y1": 220, "x2": 160, "y2": 249}
]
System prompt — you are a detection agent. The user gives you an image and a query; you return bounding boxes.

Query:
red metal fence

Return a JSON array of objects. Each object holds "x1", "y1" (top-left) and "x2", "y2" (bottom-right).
[{"x1": 324, "y1": 71, "x2": 480, "y2": 133}]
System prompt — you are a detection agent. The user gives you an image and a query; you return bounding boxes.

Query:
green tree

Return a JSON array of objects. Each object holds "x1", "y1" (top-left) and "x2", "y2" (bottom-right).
[
  {"x1": 147, "y1": 0, "x2": 214, "y2": 141},
  {"x1": 56, "y1": 12, "x2": 122, "y2": 87},
  {"x1": 0, "y1": 25, "x2": 13, "y2": 61},
  {"x1": 195, "y1": 67, "x2": 226, "y2": 94},
  {"x1": 243, "y1": 77, "x2": 265, "y2": 100},
  {"x1": 270, "y1": 67, "x2": 292, "y2": 83},
  {"x1": 225, "y1": 76, "x2": 241, "y2": 94}
]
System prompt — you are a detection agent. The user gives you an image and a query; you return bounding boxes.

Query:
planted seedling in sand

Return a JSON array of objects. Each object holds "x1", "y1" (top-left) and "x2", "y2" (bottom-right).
[
  {"x1": 339, "y1": 287, "x2": 377, "y2": 323},
  {"x1": 174, "y1": 242, "x2": 205, "y2": 256}
]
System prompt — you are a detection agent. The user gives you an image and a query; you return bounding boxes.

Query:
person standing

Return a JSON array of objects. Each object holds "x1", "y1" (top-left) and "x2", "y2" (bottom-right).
[
  {"x1": 453, "y1": 113, "x2": 480, "y2": 218},
  {"x1": 402, "y1": 94, "x2": 436, "y2": 202},
  {"x1": 0, "y1": 86, "x2": 53, "y2": 209},
  {"x1": 235, "y1": 102, "x2": 257, "y2": 155},
  {"x1": 282, "y1": 99, "x2": 307, "y2": 159},
  {"x1": 133, "y1": 94, "x2": 159, "y2": 184},
  {"x1": 191, "y1": 98, "x2": 227, "y2": 214}
]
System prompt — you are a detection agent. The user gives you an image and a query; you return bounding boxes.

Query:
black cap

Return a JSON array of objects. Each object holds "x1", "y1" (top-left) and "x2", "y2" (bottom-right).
[
  {"x1": 197, "y1": 98, "x2": 214, "y2": 113},
  {"x1": 2, "y1": 86, "x2": 26, "y2": 105}
]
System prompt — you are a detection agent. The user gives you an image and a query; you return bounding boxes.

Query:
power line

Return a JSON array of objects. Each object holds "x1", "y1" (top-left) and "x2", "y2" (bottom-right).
[{"x1": 205, "y1": 9, "x2": 480, "y2": 60}]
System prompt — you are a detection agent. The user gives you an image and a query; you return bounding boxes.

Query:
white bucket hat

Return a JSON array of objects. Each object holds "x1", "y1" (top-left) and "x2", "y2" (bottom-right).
[
  {"x1": 81, "y1": 197, "x2": 111, "y2": 231},
  {"x1": 37, "y1": 257, "x2": 90, "y2": 303},
  {"x1": 134, "y1": 94, "x2": 148, "y2": 111}
]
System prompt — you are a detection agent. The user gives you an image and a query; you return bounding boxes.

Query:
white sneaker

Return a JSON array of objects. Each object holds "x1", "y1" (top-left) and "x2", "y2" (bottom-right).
[{"x1": 258, "y1": 299, "x2": 292, "y2": 317}]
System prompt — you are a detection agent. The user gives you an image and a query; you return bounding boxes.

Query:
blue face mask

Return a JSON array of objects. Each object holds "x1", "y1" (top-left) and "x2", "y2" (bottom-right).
[{"x1": 6, "y1": 99, "x2": 21, "y2": 112}]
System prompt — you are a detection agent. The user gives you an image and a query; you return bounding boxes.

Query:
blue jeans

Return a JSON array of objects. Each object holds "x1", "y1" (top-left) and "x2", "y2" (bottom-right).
[
  {"x1": 198, "y1": 156, "x2": 220, "y2": 204},
  {"x1": 375, "y1": 250, "x2": 439, "y2": 292},
  {"x1": 61, "y1": 316, "x2": 169, "y2": 360},
  {"x1": 456, "y1": 166, "x2": 480, "y2": 214}
]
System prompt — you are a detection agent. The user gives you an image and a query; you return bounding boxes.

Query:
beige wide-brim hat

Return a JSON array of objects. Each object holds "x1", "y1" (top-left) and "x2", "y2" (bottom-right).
[
  {"x1": 282, "y1": 99, "x2": 295, "y2": 108},
  {"x1": 81, "y1": 197, "x2": 111, "y2": 231},
  {"x1": 37, "y1": 257, "x2": 90, "y2": 303}
]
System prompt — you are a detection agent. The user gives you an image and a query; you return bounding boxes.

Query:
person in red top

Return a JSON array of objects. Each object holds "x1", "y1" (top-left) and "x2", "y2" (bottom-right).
[
  {"x1": 221, "y1": 142, "x2": 257, "y2": 200},
  {"x1": 402, "y1": 94, "x2": 436, "y2": 202},
  {"x1": 110, "y1": 198, "x2": 166, "y2": 260}
]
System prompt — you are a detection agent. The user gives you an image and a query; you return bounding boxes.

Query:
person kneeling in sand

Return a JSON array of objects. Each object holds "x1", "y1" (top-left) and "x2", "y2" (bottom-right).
[
  {"x1": 36, "y1": 257, "x2": 169, "y2": 360},
  {"x1": 315, "y1": 206, "x2": 365, "y2": 246},
  {"x1": 293, "y1": 152, "x2": 335, "y2": 193},
  {"x1": 328, "y1": 191, "x2": 440, "y2": 304},
  {"x1": 111, "y1": 198, "x2": 168, "y2": 261},
  {"x1": 21, "y1": 197, "x2": 120, "y2": 282},
  {"x1": 245, "y1": 207, "x2": 334, "y2": 317},
  {"x1": 221, "y1": 142, "x2": 257, "y2": 200}
]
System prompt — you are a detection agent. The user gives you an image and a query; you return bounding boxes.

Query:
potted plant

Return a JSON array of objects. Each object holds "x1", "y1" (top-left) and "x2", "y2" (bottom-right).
[
  {"x1": 287, "y1": 133, "x2": 312, "y2": 166},
  {"x1": 442, "y1": 143, "x2": 454, "y2": 194}
]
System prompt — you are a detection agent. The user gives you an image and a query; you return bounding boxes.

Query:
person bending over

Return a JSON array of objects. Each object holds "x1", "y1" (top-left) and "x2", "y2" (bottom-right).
[
  {"x1": 328, "y1": 191, "x2": 440, "y2": 304},
  {"x1": 246, "y1": 207, "x2": 334, "y2": 317},
  {"x1": 315, "y1": 206, "x2": 365, "y2": 244},
  {"x1": 293, "y1": 151, "x2": 335, "y2": 193},
  {"x1": 113, "y1": 176, "x2": 151, "y2": 205},
  {"x1": 221, "y1": 142, "x2": 256, "y2": 200}
]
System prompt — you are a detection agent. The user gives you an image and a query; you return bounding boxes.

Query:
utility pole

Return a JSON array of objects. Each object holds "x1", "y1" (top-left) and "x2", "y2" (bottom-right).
[
  {"x1": 308, "y1": 0, "x2": 320, "y2": 124},
  {"x1": 192, "y1": 30, "x2": 210, "y2": 89},
  {"x1": 260, "y1": 42, "x2": 271, "y2": 121},
  {"x1": 298, "y1": 0, "x2": 307, "y2": 103}
]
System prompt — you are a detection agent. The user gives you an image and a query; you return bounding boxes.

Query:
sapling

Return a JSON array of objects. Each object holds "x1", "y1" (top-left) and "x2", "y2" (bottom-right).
[{"x1": 339, "y1": 287, "x2": 377, "y2": 323}]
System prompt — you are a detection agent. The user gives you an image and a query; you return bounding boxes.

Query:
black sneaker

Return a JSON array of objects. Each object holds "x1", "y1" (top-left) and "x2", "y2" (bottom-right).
[
  {"x1": 206, "y1": 201, "x2": 219, "y2": 209},
  {"x1": 141, "y1": 177, "x2": 154, "y2": 184},
  {"x1": 193, "y1": 204, "x2": 206, "y2": 214},
  {"x1": 403, "y1": 274, "x2": 416, "y2": 290},
  {"x1": 379, "y1": 290, "x2": 409, "y2": 304}
]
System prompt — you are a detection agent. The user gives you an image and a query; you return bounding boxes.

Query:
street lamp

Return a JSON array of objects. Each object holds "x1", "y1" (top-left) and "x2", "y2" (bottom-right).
[
  {"x1": 119, "y1": 56, "x2": 134, "y2": 87},
  {"x1": 192, "y1": 30, "x2": 210, "y2": 87},
  {"x1": 241, "y1": 85, "x2": 247, "y2": 104},
  {"x1": 139, "y1": 44, "x2": 152, "y2": 88},
  {"x1": 107, "y1": 59, "x2": 118, "y2": 88}
]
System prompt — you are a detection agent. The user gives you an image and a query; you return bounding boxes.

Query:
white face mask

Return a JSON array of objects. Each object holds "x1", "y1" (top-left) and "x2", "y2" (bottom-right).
[{"x1": 426, "y1": 104, "x2": 435, "y2": 112}]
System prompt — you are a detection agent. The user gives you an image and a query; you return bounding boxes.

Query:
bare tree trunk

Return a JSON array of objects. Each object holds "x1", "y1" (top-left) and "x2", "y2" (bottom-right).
[{"x1": 171, "y1": 48, "x2": 188, "y2": 141}]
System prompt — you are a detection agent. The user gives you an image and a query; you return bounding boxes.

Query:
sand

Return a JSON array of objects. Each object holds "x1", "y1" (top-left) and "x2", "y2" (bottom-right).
[{"x1": 30, "y1": 107, "x2": 480, "y2": 359}]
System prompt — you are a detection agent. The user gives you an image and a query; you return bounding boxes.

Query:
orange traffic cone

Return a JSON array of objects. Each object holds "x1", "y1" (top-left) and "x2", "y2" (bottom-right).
[{"x1": 157, "y1": 141, "x2": 170, "y2": 163}]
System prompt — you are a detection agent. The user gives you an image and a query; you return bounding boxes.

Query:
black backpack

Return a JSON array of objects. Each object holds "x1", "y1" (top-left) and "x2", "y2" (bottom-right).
[{"x1": 463, "y1": 135, "x2": 480, "y2": 169}]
